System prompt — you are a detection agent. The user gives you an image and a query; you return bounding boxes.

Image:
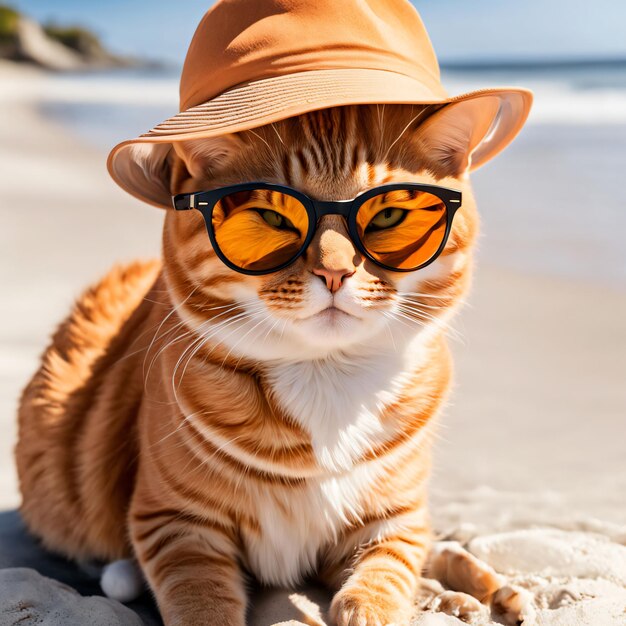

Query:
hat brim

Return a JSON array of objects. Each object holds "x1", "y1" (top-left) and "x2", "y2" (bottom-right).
[{"x1": 107, "y1": 68, "x2": 532, "y2": 209}]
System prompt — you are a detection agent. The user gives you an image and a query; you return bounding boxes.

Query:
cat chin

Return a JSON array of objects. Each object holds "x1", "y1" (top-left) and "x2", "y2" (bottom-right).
[{"x1": 286, "y1": 309, "x2": 384, "y2": 352}]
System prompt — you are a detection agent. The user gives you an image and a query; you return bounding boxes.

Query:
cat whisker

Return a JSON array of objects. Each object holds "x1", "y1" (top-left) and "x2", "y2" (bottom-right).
[
  {"x1": 171, "y1": 300, "x2": 268, "y2": 391},
  {"x1": 269, "y1": 123, "x2": 285, "y2": 146},
  {"x1": 383, "y1": 309, "x2": 428, "y2": 332},
  {"x1": 382, "y1": 106, "x2": 429, "y2": 163},
  {"x1": 395, "y1": 304, "x2": 465, "y2": 344},
  {"x1": 217, "y1": 311, "x2": 273, "y2": 369},
  {"x1": 383, "y1": 316, "x2": 398, "y2": 352},
  {"x1": 144, "y1": 323, "x2": 200, "y2": 391},
  {"x1": 148, "y1": 300, "x2": 257, "y2": 388},
  {"x1": 172, "y1": 306, "x2": 264, "y2": 396},
  {"x1": 397, "y1": 300, "x2": 449, "y2": 311},
  {"x1": 247, "y1": 128, "x2": 272, "y2": 152},
  {"x1": 144, "y1": 318, "x2": 226, "y2": 398},
  {"x1": 143, "y1": 287, "x2": 198, "y2": 385},
  {"x1": 144, "y1": 314, "x2": 226, "y2": 390},
  {"x1": 397, "y1": 291, "x2": 470, "y2": 310},
  {"x1": 385, "y1": 306, "x2": 461, "y2": 343},
  {"x1": 224, "y1": 313, "x2": 277, "y2": 371},
  {"x1": 146, "y1": 410, "x2": 204, "y2": 453},
  {"x1": 396, "y1": 291, "x2": 457, "y2": 300},
  {"x1": 114, "y1": 317, "x2": 187, "y2": 366}
]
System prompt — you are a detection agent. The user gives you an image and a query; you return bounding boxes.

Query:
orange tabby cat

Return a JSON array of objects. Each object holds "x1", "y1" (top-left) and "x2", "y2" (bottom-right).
[{"x1": 18, "y1": 104, "x2": 503, "y2": 626}]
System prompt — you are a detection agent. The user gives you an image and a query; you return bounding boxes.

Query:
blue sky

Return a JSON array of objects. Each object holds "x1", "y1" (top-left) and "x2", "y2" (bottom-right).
[{"x1": 13, "y1": 0, "x2": 626, "y2": 65}]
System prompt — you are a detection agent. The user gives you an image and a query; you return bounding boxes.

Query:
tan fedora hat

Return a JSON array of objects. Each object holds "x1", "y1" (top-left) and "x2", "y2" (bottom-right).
[{"x1": 107, "y1": 0, "x2": 533, "y2": 209}]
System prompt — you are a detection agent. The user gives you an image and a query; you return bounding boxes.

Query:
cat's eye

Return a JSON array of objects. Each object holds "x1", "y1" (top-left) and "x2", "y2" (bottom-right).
[
  {"x1": 367, "y1": 207, "x2": 407, "y2": 230},
  {"x1": 259, "y1": 209, "x2": 295, "y2": 230},
  {"x1": 208, "y1": 189, "x2": 310, "y2": 272},
  {"x1": 356, "y1": 188, "x2": 448, "y2": 270}
]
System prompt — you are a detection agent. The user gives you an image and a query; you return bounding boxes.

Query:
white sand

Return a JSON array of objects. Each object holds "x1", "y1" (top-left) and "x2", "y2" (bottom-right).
[{"x1": 1, "y1": 61, "x2": 625, "y2": 625}]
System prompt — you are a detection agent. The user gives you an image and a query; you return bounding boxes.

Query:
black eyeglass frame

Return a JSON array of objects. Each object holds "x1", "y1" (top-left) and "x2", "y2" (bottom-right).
[{"x1": 172, "y1": 182, "x2": 462, "y2": 276}]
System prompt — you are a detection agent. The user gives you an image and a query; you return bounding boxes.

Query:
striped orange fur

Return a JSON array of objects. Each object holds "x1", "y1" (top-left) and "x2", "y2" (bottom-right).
[{"x1": 17, "y1": 104, "x2": 480, "y2": 626}]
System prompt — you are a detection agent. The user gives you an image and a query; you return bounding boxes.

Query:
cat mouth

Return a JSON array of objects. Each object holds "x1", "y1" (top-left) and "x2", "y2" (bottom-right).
[{"x1": 309, "y1": 305, "x2": 359, "y2": 321}]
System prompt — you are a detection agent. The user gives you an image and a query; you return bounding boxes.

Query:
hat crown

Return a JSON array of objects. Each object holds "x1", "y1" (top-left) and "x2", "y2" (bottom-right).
[{"x1": 180, "y1": 0, "x2": 445, "y2": 111}]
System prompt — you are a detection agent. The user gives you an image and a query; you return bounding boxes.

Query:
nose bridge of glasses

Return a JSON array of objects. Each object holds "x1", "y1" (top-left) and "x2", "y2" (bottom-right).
[{"x1": 313, "y1": 198, "x2": 353, "y2": 219}]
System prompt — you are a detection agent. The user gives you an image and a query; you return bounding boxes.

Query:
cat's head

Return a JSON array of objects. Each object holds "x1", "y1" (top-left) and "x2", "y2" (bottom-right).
[{"x1": 157, "y1": 103, "x2": 485, "y2": 360}]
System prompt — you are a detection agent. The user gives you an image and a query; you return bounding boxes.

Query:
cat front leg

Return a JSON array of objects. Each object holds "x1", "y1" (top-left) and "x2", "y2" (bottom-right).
[
  {"x1": 329, "y1": 514, "x2": 430, "y2": 626},
  {"x1": 129, "y1": 505, "x2": 246, "y2": 626}
]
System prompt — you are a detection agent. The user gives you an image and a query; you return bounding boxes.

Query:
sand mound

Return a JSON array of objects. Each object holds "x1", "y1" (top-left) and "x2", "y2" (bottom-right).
[
  {"x1": 411, "y1": 529, "x2": 626, "y2": 625},
  {"x1": 470, "y1": 528, "x2": 626, "y2": 584},
  {"x1": 0, "y1": 568, "x2": 143, "y2": 626}
]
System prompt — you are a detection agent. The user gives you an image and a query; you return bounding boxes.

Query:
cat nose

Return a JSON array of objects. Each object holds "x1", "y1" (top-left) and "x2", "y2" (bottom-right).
[{"x1": 312, "y1": 267, "x2": 355, "y2": 293}]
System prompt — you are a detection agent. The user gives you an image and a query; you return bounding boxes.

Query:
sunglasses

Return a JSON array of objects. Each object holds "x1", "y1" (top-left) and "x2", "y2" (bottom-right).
[{"x1": 172, "y1": 182, "x2": 462, "y2": 275}]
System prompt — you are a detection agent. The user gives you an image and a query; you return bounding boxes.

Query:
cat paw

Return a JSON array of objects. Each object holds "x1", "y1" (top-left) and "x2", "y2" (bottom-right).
[
  {"x1": 330, "y1": 586, "x2": 411, "y2": 626},
  {"x1": 429, "y1": 590, "x2": 488, "y2": 623},
  {"x1": 491, "y1": 585, "x2": 535, "y2": 626},
  {"x1": 426, "y1": 541, "x2": 502, "y2": 602}
]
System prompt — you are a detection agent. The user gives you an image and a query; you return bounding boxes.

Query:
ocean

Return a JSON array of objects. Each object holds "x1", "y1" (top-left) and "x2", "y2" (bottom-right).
[{"x1": 37, "y1": 62, "x2": 626, "y2": 288}]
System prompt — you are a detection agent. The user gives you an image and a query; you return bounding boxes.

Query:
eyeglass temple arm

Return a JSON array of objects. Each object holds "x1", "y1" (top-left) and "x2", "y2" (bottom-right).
[{"x1": 172, "y1": 193, "x2": 199, "y2": 211}]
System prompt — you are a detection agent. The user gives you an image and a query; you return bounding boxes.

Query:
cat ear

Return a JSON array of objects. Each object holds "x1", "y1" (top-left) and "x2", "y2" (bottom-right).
[
  {"x1": 119, "y1": 143, "x2": 173, "y2": 206},
  {"x1": 415, "y1": 92, "x2": 530, "y2": 178},
  {"x1": 108, "y1": 134, "x2": 244, "y2": 209},
  {"x1": 172, "y1": 135, "x2": 244, "y2": 179}
]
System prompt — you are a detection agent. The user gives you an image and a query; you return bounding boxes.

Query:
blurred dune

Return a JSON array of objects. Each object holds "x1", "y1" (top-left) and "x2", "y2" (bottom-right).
[{"x1": 0, "y1": 5, "x2": 152, "y2": 70}]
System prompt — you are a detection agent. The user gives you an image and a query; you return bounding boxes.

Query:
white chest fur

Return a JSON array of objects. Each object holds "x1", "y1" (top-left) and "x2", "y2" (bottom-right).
[
  {"x1": 246, "y1": 344, "x2": 427, "y2": 586},
  {"x1": 265, "y1": 347, "x2": 414, "y2": 472},
  {"x1": 246, "y1": 457, "x2": 392, "y2": 586}
]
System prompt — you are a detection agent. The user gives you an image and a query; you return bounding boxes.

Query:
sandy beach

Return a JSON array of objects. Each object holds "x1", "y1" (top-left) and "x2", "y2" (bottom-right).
[{"x1": 1, "y1": 61, "x2": 625, "y2": 624}]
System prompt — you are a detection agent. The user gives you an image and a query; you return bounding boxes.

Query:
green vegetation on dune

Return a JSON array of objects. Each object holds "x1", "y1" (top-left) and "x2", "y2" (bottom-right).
[
  {"x1": 43, "y1": 23, "x2": 107, "y2": 58},
  {"x1": 0, "y1": 5, "x2": 20, "y2": 44}
]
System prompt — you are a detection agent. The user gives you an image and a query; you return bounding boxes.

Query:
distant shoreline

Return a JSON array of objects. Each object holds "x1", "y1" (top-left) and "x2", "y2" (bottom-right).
[
  {"x1": 441, "y1": 55, "x2": 626, "y2": 72},
  {"x1": 6, "y1": 52, "x2": 625, "y2": 75}
]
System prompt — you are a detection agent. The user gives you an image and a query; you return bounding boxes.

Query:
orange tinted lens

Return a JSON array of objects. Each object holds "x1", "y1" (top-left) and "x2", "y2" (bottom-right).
[
  {"x1": 356, "y1": 189, "x2": 447, "y2": 270},
  {"x1": 212, "y1": 189, "x2": 309, "y2": 272}
]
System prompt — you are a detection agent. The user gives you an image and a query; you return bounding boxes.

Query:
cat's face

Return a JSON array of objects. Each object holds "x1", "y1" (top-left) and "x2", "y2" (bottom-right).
[{"x1": 163, "y1": 105, "x2": 478, "y2": 359}]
